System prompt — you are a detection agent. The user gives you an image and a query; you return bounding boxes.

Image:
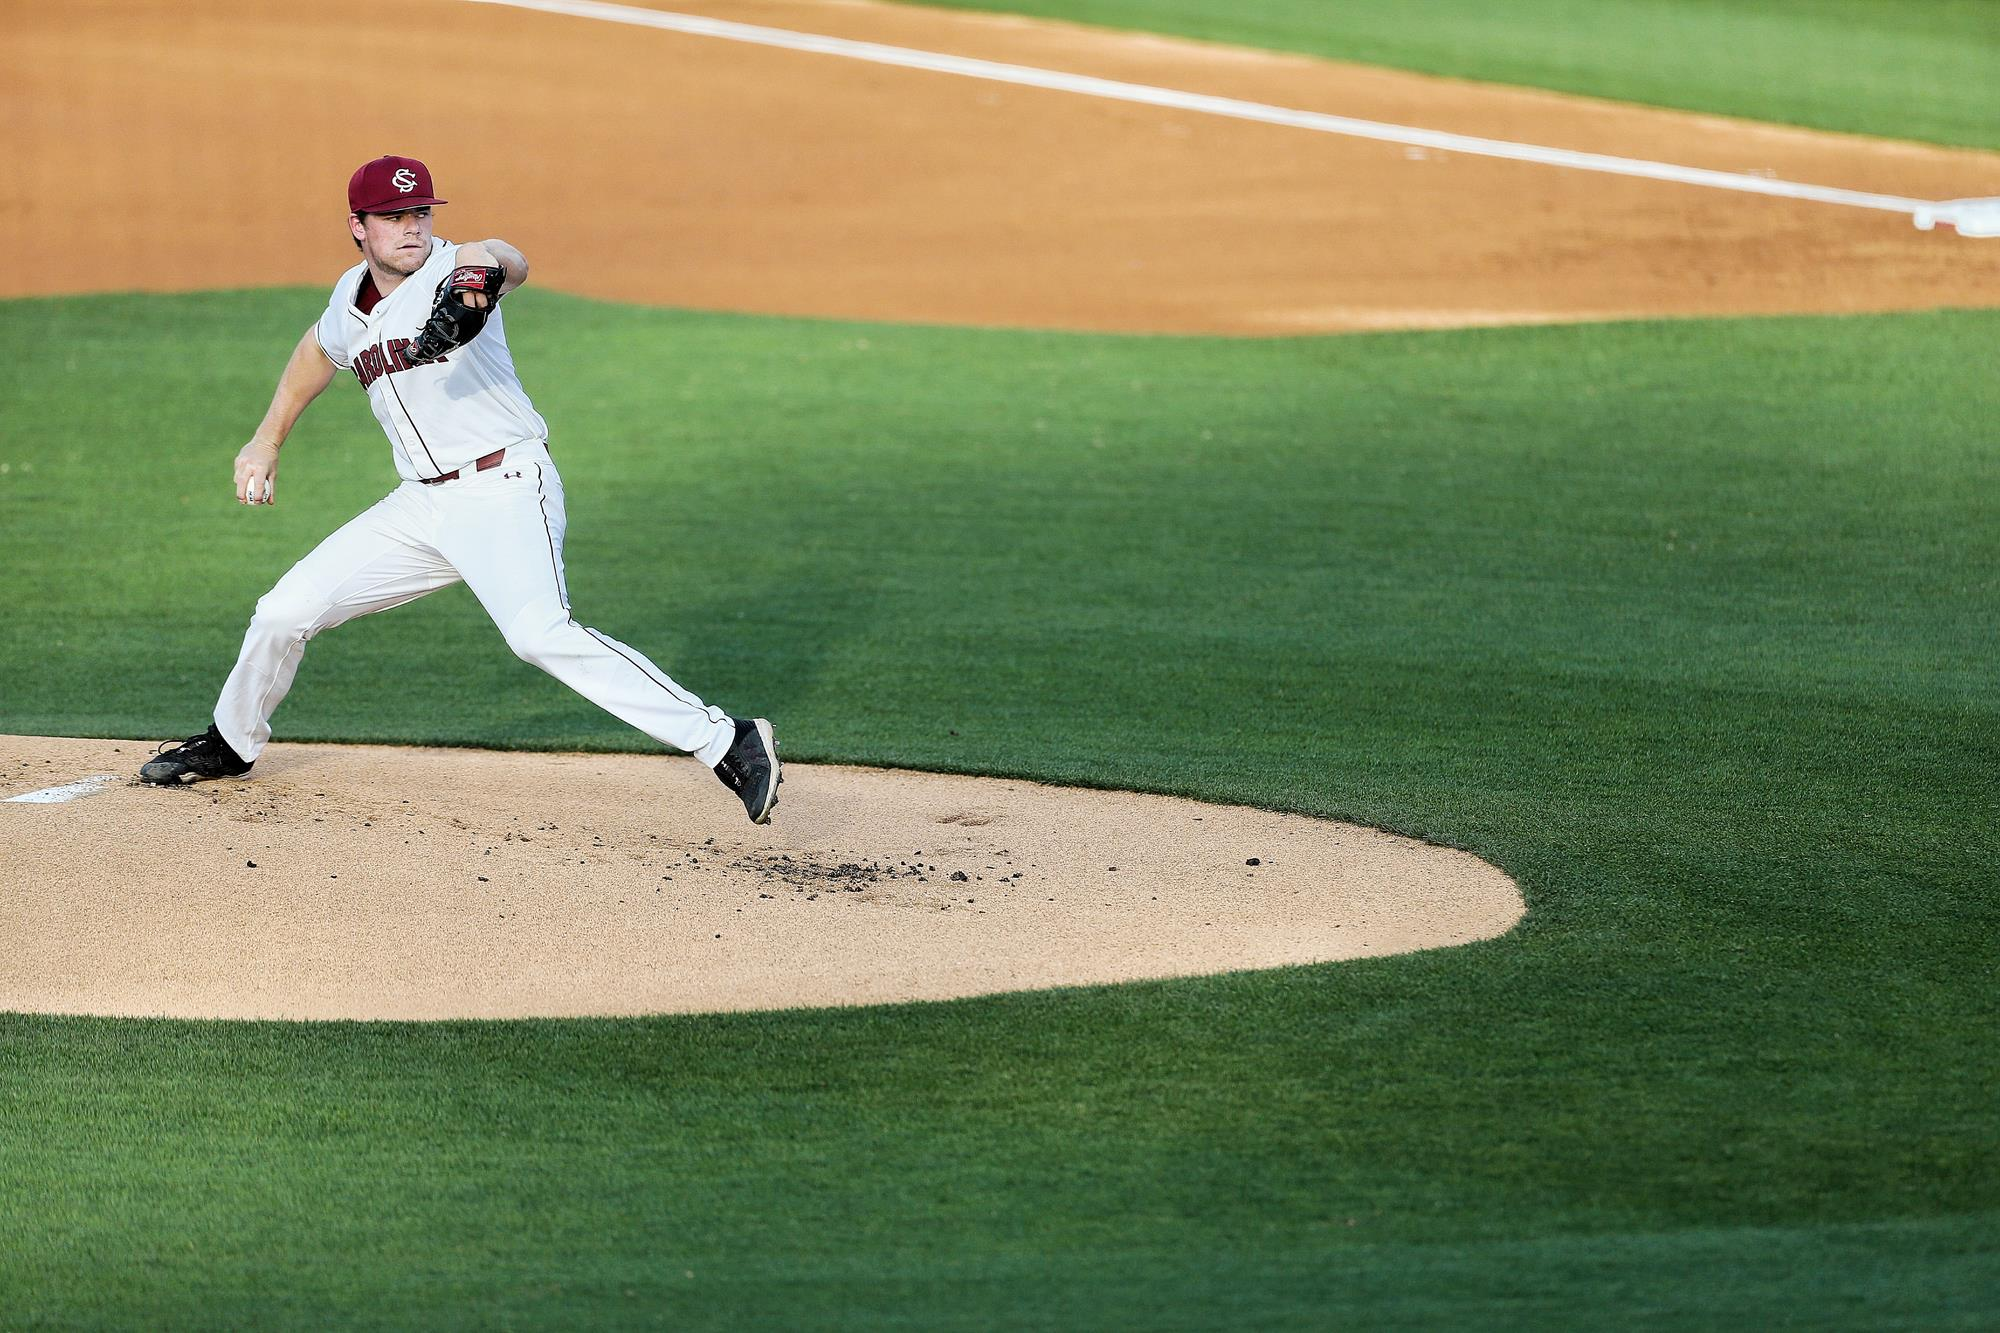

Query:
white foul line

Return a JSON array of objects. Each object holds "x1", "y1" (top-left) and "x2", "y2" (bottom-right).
[
  {"x1": 467, "y1": 0, "x2": 1945, "y2": 216},
  {"x1": 6, "y1": 774, "x2": 121, "y2": 804}
]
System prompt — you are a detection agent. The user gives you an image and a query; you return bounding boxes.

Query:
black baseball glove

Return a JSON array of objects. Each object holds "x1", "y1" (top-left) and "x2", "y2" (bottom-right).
[{"x1": 404, "y1": 263, "x2": 506, "y2": 366}]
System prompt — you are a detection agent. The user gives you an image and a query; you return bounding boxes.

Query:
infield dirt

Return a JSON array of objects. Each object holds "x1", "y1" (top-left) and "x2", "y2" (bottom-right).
[
  {"x1": 1, "y1": 737, "x2": 1521, "y2": 1020},
  {"x1": 5, "y1": 0, "x2": 1999, "y2": 332}
]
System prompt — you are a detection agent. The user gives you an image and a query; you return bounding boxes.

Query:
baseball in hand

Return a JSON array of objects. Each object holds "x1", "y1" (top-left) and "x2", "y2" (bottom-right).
[{"x1": 235, "y1": 441, "x2": 279, "y2": 505}]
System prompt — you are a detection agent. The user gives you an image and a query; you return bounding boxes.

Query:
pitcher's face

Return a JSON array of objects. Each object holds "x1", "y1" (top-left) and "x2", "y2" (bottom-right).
[{"x1": 352, "y1": 207, "x2": 434, "y2": 275}]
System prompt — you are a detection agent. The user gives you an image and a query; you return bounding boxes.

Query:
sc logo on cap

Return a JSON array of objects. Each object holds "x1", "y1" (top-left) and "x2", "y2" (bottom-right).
[{"x1": 392, "y1": 168, "x2": 417, "y2": 193}]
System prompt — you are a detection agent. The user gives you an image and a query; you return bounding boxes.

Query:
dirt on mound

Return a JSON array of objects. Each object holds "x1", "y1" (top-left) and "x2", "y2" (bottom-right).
[{"x1": 0, "y1": 735, "x2": 1521, "y2": 1020}]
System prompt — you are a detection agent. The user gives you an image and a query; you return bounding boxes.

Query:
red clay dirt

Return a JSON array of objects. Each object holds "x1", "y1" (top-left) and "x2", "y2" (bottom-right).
[{"x1": 5, "y1": 0, "x2": 1999, "y2": 333}]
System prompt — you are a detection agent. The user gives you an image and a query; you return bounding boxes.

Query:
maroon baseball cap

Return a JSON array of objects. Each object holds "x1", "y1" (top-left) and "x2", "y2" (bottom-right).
[{"x1": 347, "y1": 155, "x2": 448, "y2": 214}]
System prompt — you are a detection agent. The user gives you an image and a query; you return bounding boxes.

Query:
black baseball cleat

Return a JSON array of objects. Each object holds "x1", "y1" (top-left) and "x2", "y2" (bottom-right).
[
  {"x1": 138, "y1": 724, "x2": 253, "y2": 785},
  {"x1": 713, "y1": 717, "x2": 781, "y2": 824}
]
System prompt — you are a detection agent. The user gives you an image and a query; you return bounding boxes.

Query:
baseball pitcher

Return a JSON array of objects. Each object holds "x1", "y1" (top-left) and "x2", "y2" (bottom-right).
[{"x1": 139, "y1": 155, "x2": 781, "y2": 824}]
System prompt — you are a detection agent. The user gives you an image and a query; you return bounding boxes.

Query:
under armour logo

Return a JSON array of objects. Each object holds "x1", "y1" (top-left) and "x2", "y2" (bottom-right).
[
  {"x1": 392, "y1": 168, "x2": 417, "y2": 193},
  {"x1": 503, "y1": 471, "x2": 522, "y2": 479}
]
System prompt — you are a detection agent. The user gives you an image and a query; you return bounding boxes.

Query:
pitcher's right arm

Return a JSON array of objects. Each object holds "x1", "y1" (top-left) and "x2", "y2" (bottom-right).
[{"x1": 235, "y1": 325, "x2": 339, "y2": 506}]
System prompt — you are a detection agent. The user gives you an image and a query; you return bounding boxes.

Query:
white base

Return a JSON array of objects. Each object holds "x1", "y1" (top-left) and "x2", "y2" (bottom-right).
[{"x1": 1913, "y1": 197, "x2": 2000, "y2": 238}]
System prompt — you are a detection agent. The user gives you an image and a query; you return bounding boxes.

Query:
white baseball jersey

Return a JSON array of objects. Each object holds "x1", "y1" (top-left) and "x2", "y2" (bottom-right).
[{"x1": 314, "y1": 238, "x2": 549, "y2": 481}]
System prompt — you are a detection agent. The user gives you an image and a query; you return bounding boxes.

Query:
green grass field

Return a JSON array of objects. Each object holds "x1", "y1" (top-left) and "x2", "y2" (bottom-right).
[
  {"x1": 7, "y1": 1, "x2": 2000, "y2": 1324},
  {"x1": 904, "y1": 0, "x2": 2000, "y2": 150},
  {"x1": 3, "y1": 289, "x2": 1997, "y2": 1326}
]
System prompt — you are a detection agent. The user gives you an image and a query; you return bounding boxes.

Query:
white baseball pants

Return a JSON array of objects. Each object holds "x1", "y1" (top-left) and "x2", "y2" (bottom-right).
[{"x1": 211, "y1": 443, "x2": 736, "y2": 767}]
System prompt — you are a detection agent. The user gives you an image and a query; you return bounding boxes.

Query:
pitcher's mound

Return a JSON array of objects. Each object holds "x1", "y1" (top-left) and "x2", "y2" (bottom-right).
[{"x1": 1, "y1": 735, "x2": 1521, "y2": 1020}]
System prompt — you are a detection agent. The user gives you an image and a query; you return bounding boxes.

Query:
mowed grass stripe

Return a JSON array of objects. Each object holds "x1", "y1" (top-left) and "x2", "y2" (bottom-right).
[
  {"x1": 1, "y1": 291, "x2": 1996, "y2": 1324},
  {"x1": 894, "y1": 0, "x2": 2000, "y2": 152}
]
